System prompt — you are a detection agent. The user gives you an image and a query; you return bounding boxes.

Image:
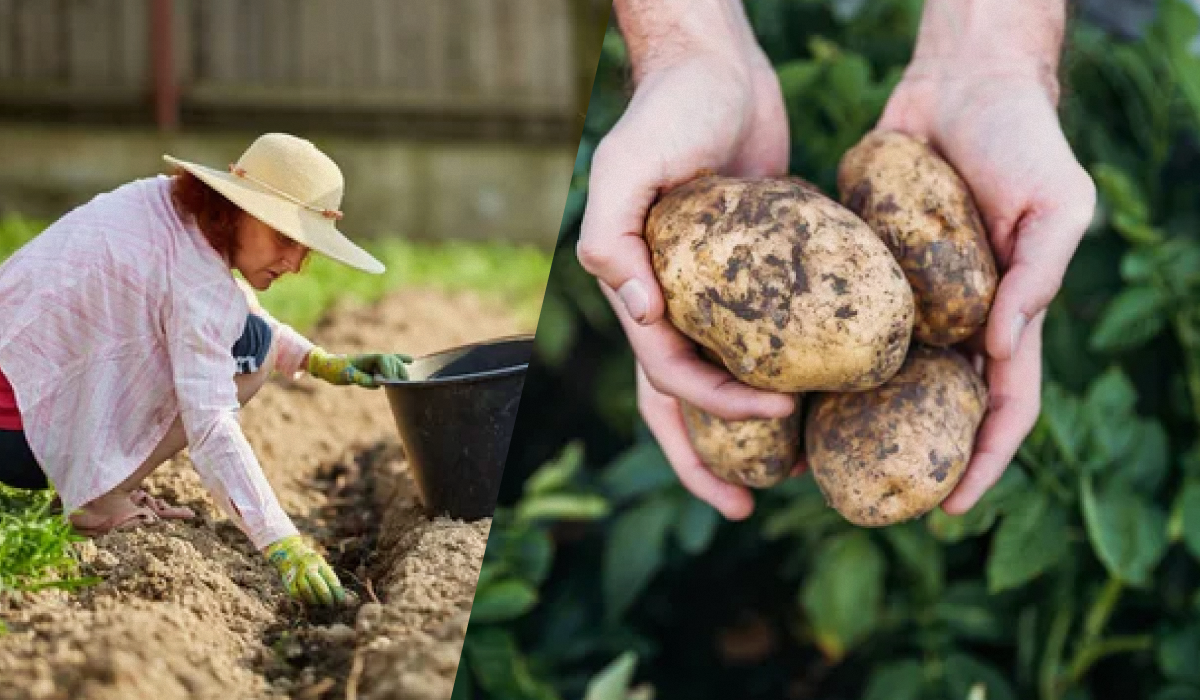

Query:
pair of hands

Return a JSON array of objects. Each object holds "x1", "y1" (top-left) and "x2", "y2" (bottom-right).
[
  {"x1": 306, "y1": 346, "x2": 412, "y2": 388},
  {"x1": 577, "y1": 38, "x2": 1096, "y2": 520}
]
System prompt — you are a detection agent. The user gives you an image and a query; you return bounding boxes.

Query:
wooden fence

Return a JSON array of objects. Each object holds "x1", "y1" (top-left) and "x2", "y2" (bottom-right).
[{"x1": 0, "y1": 0, "x2": 608, "y2": 139}]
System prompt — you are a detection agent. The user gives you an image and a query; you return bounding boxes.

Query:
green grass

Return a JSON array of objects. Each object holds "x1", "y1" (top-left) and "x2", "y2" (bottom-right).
[
  {"x1": 1, "y1": 214, "x2": 551, "y2": 333},
  {"x1": 0, "y1": 486, "x2": 98, "y2": 594},
  {"x1": 257, "y1": 237, "x2": 551, "y2": 332}
]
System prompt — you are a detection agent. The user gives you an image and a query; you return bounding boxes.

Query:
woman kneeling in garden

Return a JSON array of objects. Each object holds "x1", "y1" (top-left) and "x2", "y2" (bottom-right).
[{"x1": 0, "y1": 133, "x2": 410, "y2": 606}]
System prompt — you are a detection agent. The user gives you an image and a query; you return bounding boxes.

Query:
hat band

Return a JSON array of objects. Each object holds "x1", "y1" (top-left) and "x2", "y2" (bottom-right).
[{"x1": 228, "y1": 164, "x2": 344, "y2": 221}]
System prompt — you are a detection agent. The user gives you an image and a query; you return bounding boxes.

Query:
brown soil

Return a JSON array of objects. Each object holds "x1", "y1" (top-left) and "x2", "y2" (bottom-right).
[{"x1": 0, "y1": 287, "x2": 533, "y2": 700}]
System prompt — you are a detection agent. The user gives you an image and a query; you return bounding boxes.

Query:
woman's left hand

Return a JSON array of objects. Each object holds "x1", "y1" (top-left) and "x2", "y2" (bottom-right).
[{"x1": 306, "y1": 347, "x2": 412, "y2": 387}]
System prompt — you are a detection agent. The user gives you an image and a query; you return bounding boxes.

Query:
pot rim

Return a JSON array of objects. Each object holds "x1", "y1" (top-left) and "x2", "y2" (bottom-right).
[{"x1": 375, "y1": 334, "x2": 533, "y2": 388}]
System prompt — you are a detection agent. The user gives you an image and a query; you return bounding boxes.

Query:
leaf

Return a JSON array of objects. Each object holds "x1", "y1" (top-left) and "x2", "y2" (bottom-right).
[
  {"x1": 1158, "y1": 624, "x2": 1200, "y2": 684},
  {"x1": 1112, "y1": 211, "x2": 1164, "y2": 246},
  {"x1": 763, "y1": 478, "x2": 847, "y2": 539},
  {"x1": 464, "y1": 628, "x2": 560, "y2": 700},
  {"x1": 525, "y1": 441, "x2": 585, "y2": 494},
  {"x1": 776, "y1": 60, "x2": 822, "y2": 104},
  {"x1": 942, "y1": 652, "x2": 1018, "y2": 700},
  {"x1": 1081, "y1": 476, "x2": 1169, "y2": 587},
  {"x1": 934, "y1": 583, "x2": 1008, "y2": 643},
  {"x1": 471, "y1": 578, "x2": 539, "y2": 624},
  {"x1": 600, "y1": 441, "x2": 679, "y2": 502},
  {"x1": 862, "y1": 660, "x2": 924, "y2": 700},
  {"x1": 483, "y1": 525, "x2": 554, "y2": 587},
  {"x1": 801, "y1": 531, "x2": 885, "y2": 661},
  {"x1": 1092, "y1": 163, "x2": 1150, "y2": 224},
  {"x1": 516, "y1": 493, "x2": 610, "y2": 523},
  {"x1": 1120, "y1": 248, "x2": 1157, "y2": 284},
  {"x1": 1110, "y1": 420, "x2": 1170, "y2": 493},
  {"x1": 525, "y1": 441, "x2": 585, "y2": 496},
  {"x1": 986, "y1": 490, "x2": 1070, "y2": 593},
  {"x1": 602, "y1": 498, "x2": 679, "y2": 621},
  {"x1": 1041, "y1": 383, "x2": 1089, "y2": 464},
  {"x1": 927, "y1": 506, "x2": 998, "y2": 543},
  {"x1": 1152, "y1": 0, "x2": 1200, "y2": 132},
  {"x1": 1178, "y1": 479, "x2": 1200, "y2": 561},
  {"x1": 1089, "y1": 285, "x2": 1169, "y2": 353},
  {"x1": 1154, "y1": 687, "x2": 1200, "y2": 700},
  {"x1": 583, "y1": 651, "x2": 638, "y2": 700},
  {"x1": 882, "y1": 523, "x2": 943, "y2": 601},
  {"x1": 674, "y1": 497, "x2": 720, "y2": 555},
  {"x1": 1084, "y1": 366, "x2": 1138, "y2": 418}
]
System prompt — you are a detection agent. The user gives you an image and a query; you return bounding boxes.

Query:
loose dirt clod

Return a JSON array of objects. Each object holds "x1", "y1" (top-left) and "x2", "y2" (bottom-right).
[{"x1": 0, "y1": 287, "x2": 530, "y2": 700}]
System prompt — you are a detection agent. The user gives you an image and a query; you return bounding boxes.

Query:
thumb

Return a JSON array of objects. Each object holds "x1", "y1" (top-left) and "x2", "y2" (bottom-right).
[
  {"x1": 576, "y1": 133, "x2": 668, "y2": 326},
  {"x1": 985, "y1": 209, "x2": 1084, "y2": 362}
]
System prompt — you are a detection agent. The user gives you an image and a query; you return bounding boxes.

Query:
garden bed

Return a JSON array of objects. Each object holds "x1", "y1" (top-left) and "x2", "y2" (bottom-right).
[{"x1": 0, "y1": 286, "x2": 531, "y2": 700}]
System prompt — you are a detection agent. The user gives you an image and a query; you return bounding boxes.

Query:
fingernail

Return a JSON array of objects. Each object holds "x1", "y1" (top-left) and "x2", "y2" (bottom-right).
[
  {"x1": 1010, "y1": 312, "x2": 1028, "y2": 357},
  {"x1": 617, "y1": 279, "x2": 649, "y2": 323}
]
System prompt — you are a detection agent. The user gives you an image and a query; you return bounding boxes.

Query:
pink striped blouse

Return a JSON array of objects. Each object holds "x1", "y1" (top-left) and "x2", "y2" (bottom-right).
[{"x1": 0, "y1": 176, "x2": 312, "y2": 549}]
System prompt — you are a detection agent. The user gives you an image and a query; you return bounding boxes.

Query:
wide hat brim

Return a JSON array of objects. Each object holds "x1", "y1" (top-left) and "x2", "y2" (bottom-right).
[{"x1": 162, "y1": 155, "x2": 385, "y2": 275}]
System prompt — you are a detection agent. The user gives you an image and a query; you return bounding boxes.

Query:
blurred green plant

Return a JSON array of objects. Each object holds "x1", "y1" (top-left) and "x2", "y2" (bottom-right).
[{"x1": 470, "y1": 1, "x2": 1200, "y2": 699}]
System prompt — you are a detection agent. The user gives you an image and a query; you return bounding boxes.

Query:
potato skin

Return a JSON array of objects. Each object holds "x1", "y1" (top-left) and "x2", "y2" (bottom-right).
[
  {"x1": 805, "y1": 345, "x2": 987, "y2": 527},
  {"x1": 645, "y1": 175, "x2": 914, "y2": 392},
  {"x1": 838, "y1": 131, "x2": 998, "y2": 346},
  {"x1": 681, "y1": 395, "x2": 803, "y2": 488}
]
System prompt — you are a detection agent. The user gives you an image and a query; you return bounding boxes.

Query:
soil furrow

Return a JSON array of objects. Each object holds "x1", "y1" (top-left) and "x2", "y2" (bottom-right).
[{"x1": 0, "y1": 288, "x2": 527, "y2": 700}]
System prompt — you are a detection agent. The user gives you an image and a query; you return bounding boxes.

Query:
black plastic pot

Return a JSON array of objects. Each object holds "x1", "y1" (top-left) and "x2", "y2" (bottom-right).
[{"x1": 380, "y1": 335, "x2": 532, "y2": 521}]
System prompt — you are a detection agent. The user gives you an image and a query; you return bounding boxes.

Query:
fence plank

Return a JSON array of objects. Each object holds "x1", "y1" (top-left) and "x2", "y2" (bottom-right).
[
  {"x1": 0, "y1": 0, "x2": 582, "y2": 124},
  {"x1": 119, "y1": 0, "x2": 148, "y2": 88}
]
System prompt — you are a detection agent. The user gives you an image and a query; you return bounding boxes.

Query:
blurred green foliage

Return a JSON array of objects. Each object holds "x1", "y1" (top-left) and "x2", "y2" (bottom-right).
[{"x1": 462, "y1": 1, "x2": 1200, "y2": 699}]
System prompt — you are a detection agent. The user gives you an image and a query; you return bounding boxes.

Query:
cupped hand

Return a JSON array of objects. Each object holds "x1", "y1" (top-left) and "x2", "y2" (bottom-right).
[
  {"x1": 576, "y1": 43, "x2": 797, "y2": 515},
  {"x1": 876, "y1": 65, "x2": 1096, "y2": 514}
]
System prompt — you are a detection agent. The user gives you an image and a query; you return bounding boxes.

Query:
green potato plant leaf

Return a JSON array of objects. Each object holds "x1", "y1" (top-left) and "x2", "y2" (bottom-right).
[
  {"x1": 986, "y1": 490, "x2": 1070, "y2": 593},
  {"x1": 1081, "y1": 476, "x2": 1169, "y2": 587},
  {"x1": 801, "y1": 531, "x2": 885, "y2": 661}
]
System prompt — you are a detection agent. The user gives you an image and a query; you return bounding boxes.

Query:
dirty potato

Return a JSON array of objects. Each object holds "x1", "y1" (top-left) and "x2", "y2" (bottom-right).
[
  {"x1": 838, "y1": 131, "x2": 998, "y2": 346},
  {"x1": 805, "y1": 345, "x2": 987, "y2": 526},
  {"x1": 645, "y1": 175, "x2": 915, "y2": 392},
  {"x1": 681, "y1": 395, "x2": 803, "y2": 488}
]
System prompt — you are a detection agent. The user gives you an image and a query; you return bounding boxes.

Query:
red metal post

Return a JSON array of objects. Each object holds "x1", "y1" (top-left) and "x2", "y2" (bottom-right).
[{"x1": 150, "y1": 0, "x2": 179, "y2": 131}]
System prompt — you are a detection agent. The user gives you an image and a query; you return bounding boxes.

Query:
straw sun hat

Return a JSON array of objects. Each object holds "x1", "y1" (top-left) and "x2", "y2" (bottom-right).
[{"x1": 163, "y1": 133, "x2": 384, "y2": 274}]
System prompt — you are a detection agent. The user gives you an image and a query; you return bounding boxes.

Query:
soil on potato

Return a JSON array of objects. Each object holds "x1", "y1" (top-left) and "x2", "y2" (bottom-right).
[{"x1": 0, "y1": 287, "x2": 532, "y2": 700}]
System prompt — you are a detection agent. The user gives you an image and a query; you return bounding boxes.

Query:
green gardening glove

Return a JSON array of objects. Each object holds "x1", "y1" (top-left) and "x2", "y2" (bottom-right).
[
  {"x1": 263, "y1": 535, "x2": 347, "y2": 606},
  {"x1": 306, "y1": 346, "x2": 412, "y2": 388}
]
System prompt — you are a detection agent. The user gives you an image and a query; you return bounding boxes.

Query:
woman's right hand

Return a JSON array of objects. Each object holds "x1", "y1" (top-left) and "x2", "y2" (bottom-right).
[
  {"x1": 263, "y1": 535, "x2": 347, "y2": 606},
  {"x1": 576, "y1": 5, "x2": 794, "y2": 519}
]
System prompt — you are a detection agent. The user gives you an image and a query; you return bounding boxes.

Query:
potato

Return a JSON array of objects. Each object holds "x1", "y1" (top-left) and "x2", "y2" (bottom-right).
[
  {"x1": 837, "y1": 131, "x2": 998, "y2": 346},
  {"x1": 645, "y1": 175, "x2": 915, "y2": 392},
  {"x1": 681, "y1": 394, "x2": 803, "y2": 488},
  {"x1": 805, "y1": 345, "x2": 987, "y2": 526}
]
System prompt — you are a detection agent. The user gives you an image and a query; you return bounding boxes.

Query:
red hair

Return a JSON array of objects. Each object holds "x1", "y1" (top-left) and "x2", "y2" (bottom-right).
[{"x1": 169, "y1": 169, "x2": 243, "y2": 260}]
